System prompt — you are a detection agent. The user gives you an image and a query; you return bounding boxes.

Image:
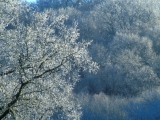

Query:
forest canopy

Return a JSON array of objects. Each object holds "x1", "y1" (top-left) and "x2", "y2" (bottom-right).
[{"x1": 1, "y1": 0, "x2": 160, "y2": 119}]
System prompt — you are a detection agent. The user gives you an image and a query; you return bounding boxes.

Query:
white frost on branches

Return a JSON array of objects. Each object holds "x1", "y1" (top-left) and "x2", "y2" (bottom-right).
[{"x1": 0, "y1": 1, "x2": 98, "y2": 119}]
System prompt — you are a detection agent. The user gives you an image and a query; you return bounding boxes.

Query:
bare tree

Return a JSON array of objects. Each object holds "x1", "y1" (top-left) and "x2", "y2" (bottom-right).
[{"x1": 0, "y1": 1, "x2": 98, "y2": 119}]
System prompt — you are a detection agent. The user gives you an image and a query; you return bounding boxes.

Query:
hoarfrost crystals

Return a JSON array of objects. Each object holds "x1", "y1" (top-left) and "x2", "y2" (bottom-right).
[{"x1": 0, "y1": 1, "x2": 98, "y2": 120}]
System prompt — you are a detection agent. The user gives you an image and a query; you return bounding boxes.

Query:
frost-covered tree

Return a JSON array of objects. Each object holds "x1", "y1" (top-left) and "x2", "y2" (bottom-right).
[
  {"x1": 74, "y1": 0, "x2": 160, "y2": 97},
  {"x1": 80, "y1": 0, "x2": 160, "y2": 43},
  {"x1": 76, "y1": 32, "x2": 160, "y2": 97},
  {"x1": 100, "y1": 33, "x2": 160, "y2": 96},
  {"x1": 0, "y1": 1, "x2": 98, "y2": 119},
  {"x1": 0, "y1": 0, "x2": 19, "y2": 31},
  {"x1": 36, "y1": 0, "x2": 101, "y2": 10}
]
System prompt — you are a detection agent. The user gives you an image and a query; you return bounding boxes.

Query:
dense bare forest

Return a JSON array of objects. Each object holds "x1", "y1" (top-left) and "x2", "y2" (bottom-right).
[{"x1": 1, "y1": 0, "x2": 160, "y2": 119}]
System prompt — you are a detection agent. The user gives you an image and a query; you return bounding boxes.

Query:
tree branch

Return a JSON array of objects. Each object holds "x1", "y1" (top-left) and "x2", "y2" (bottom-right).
[
  {"x1": 0, "y1": 81, "x2": 29, "y2": 119},
  {"x1": 0, "y1": 69, "x2": 15, "y2": 76}
]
